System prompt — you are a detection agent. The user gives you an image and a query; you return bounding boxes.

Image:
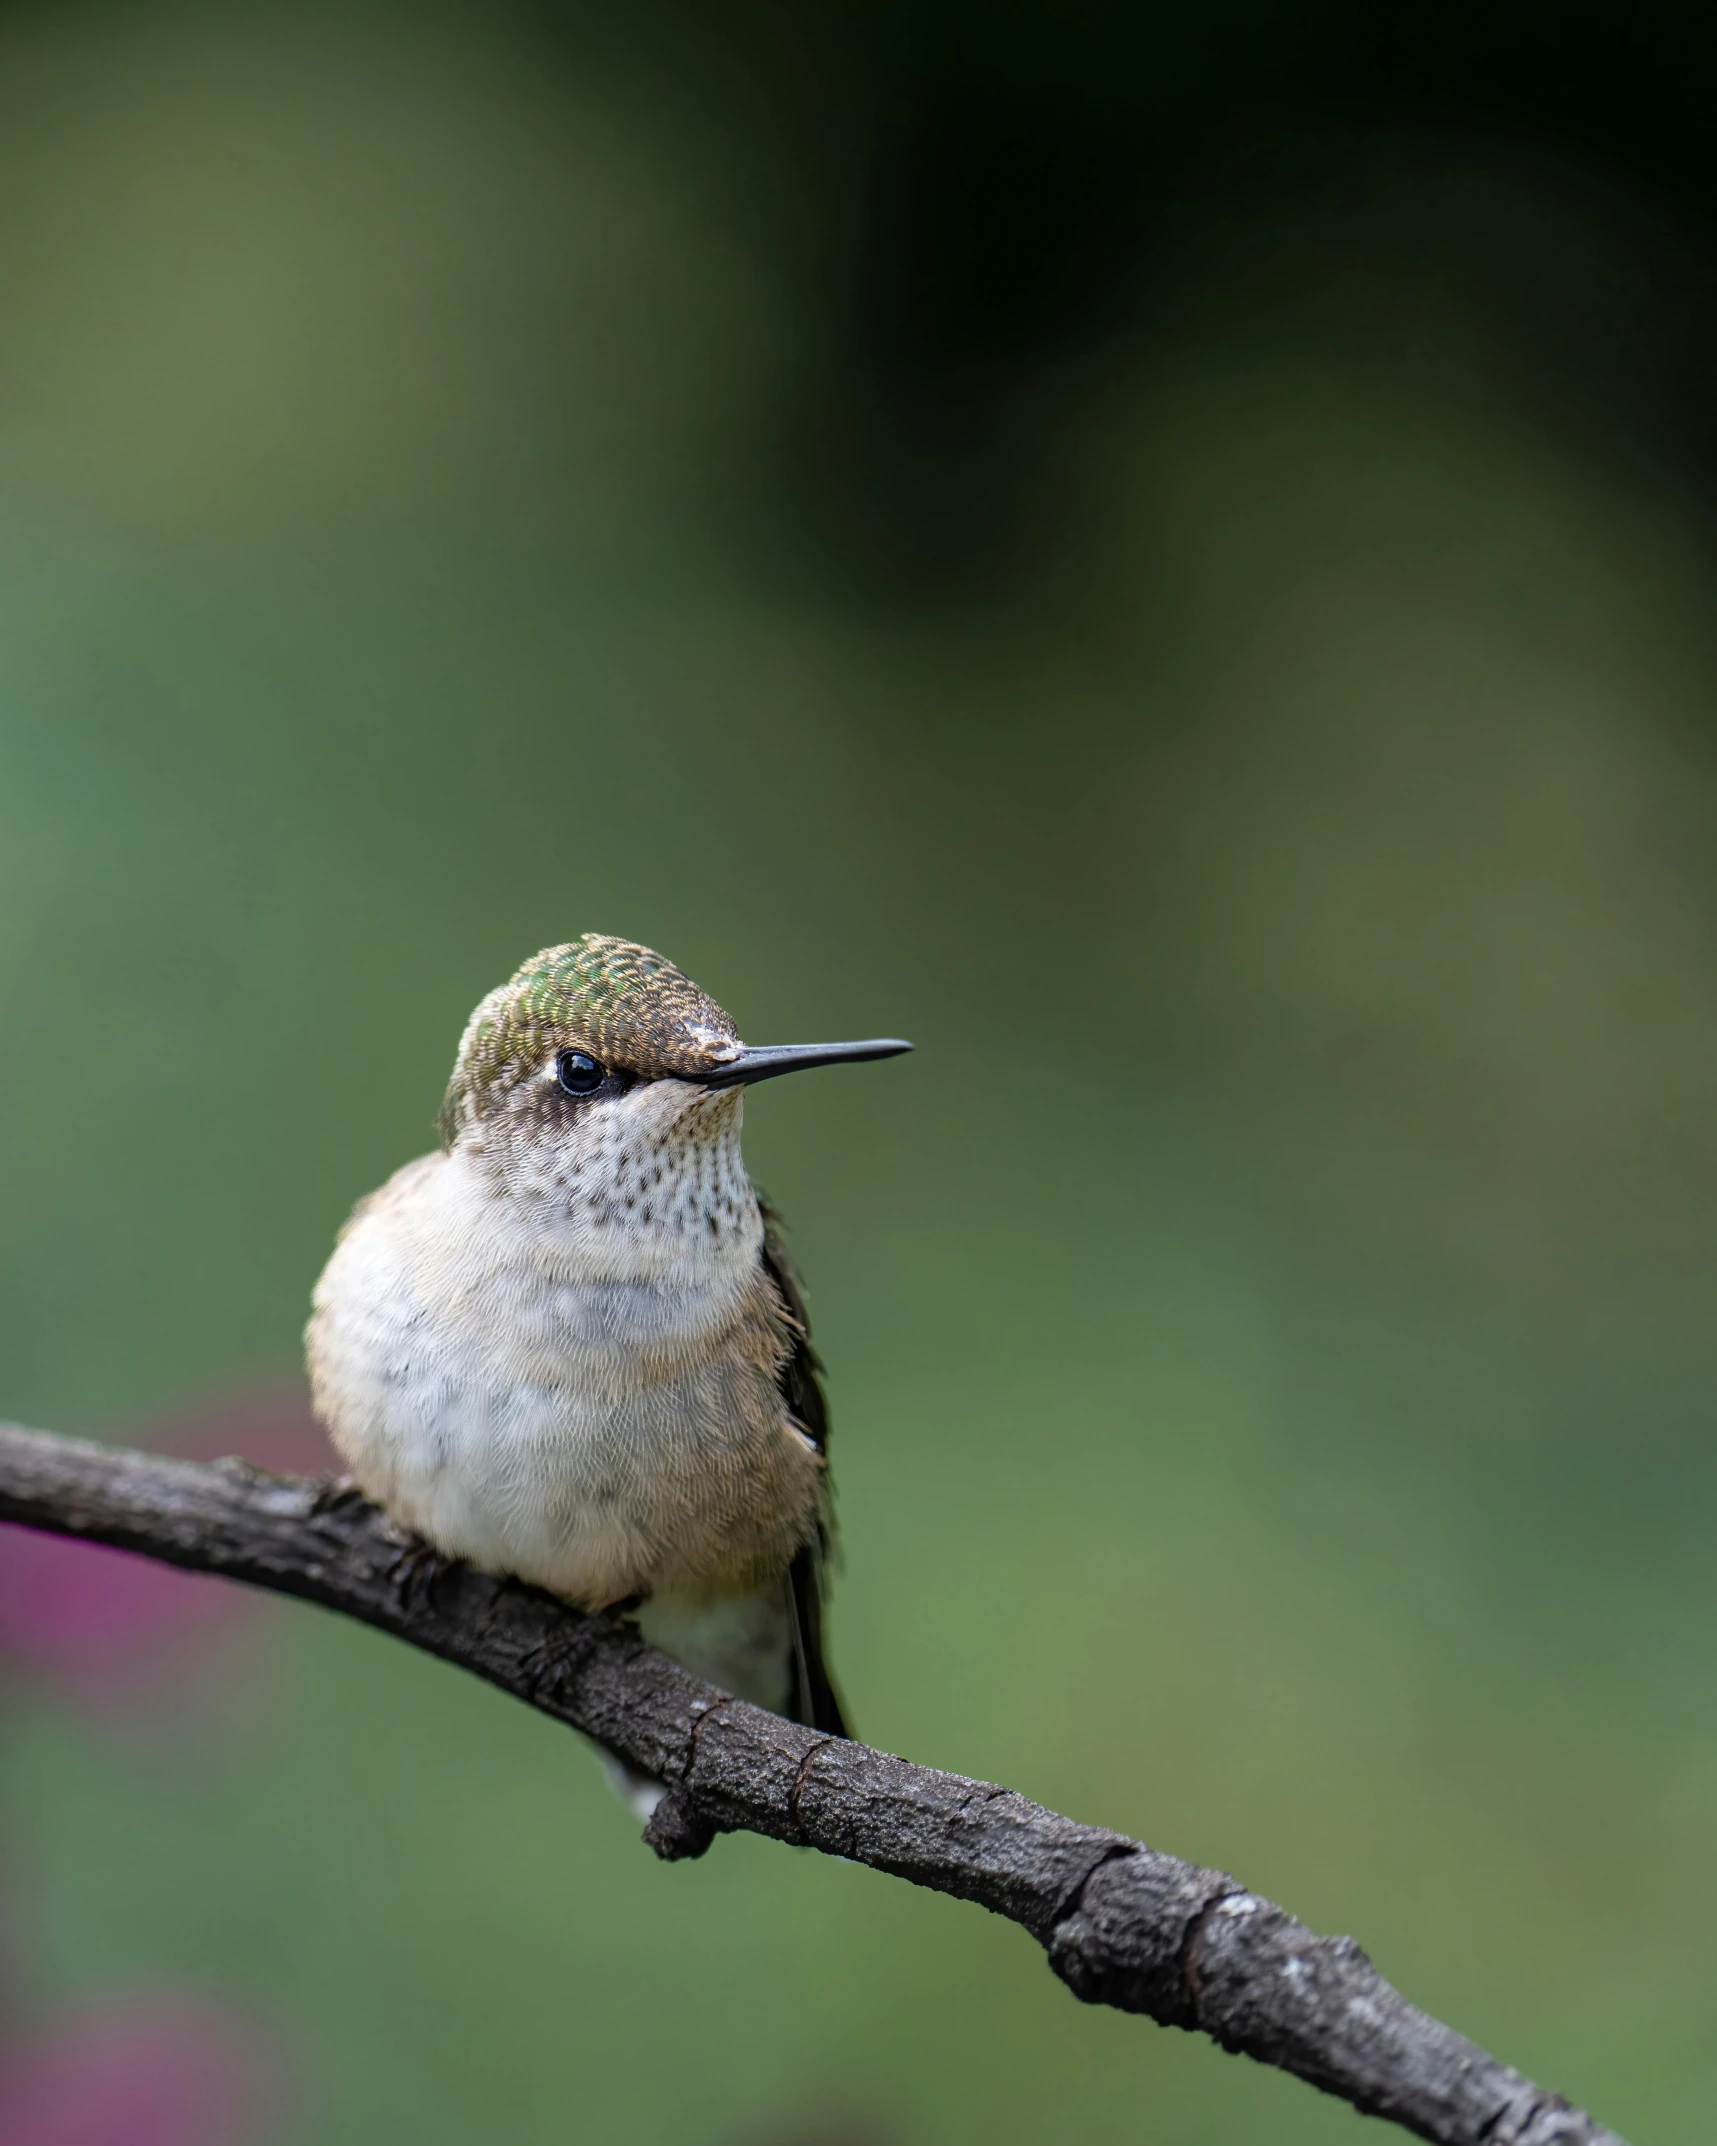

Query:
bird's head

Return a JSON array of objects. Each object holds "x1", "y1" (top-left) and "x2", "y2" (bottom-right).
[{"x1": 440, "y1": 935, "x2": 908, "y2": 1268}]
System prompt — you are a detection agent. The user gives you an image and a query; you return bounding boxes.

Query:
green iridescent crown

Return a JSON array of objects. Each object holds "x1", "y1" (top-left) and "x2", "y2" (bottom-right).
[{"x1": 440, "y1": 935, "x2": 739, "y2": 1138}]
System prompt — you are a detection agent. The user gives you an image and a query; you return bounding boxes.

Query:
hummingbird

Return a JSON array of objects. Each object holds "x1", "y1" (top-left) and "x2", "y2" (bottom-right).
[{"x1": 305, "y1": 934, "x2": 909, "y2": 1812}]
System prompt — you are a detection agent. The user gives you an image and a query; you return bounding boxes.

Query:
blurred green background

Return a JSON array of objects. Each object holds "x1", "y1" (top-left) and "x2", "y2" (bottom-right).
[{"x1": 4, "y1": 2, "x2": 1717, "y2": 2139}]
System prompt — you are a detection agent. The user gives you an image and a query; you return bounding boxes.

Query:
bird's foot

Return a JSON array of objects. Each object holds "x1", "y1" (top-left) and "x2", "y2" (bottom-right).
[
  {"x1": 518, "y1": 1613, "x2": 611, "y2": 1702},
  {"x1": 309, "y1": 1473, "x2": 370, "y2": 1518},
  {"x1": 382, "y1": 1532, "x2": 445, "y2": 1618}
]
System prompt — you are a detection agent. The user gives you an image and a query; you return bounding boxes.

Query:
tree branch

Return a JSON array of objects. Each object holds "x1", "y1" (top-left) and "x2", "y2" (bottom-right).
[{"x1": 0, "y1": 1420, "x2": 1621, "y2": 2146}]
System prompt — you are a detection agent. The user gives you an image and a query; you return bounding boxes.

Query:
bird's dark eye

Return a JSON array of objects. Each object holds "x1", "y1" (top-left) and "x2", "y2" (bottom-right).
[{"x1": 556, "y1": 1050, "x2": 605, "y2": 1096}]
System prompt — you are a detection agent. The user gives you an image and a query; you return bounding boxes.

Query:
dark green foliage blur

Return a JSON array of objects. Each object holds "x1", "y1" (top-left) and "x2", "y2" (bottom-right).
[{"x1": 3, "y1": 4, "x2": 1716, "y2": 2140}]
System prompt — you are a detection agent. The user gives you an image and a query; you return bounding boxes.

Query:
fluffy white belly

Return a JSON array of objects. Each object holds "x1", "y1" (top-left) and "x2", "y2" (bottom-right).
[{"x1": 306, "y1": 1150, "x2": 822, "y2": 1608}]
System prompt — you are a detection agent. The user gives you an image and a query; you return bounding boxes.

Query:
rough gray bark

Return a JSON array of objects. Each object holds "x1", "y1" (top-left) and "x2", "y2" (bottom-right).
[{"x1": 0, "y1": 1419, "x2": 1624, "y2": 2146}]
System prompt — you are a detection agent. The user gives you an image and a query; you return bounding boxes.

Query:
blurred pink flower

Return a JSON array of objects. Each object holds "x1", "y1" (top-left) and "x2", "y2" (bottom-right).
[
  {"x1": 0, "y1": 1528, "x2": 242, "y2": 1686},
  {"x1": 0, "y1": 1390, "x2": 311, "y2": 2144},
  {"x1": 0, "y1": 1384, "x2": 336, "y2": 1699},
  {"x1": 0, "y1": 1994, "x2": 284, "y2": 2146}
]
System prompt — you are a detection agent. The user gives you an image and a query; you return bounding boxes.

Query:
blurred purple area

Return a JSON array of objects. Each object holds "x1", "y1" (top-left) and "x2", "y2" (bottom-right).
[
  {"x1": 0, "y1": 1385, "x2": 335, "y2": 1693},
  {"x1": 0, "y1": 1994, "x2": 283, "y2": 2146},
  {"x1": 0, "y1": 1385, "x2": 325, "y2": 2141},
  {"x1": 0, "y1": 1527, "x2": 246, "y2": 1688}
]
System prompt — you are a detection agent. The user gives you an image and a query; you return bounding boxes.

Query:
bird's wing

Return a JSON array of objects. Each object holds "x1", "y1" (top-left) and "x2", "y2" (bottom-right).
[{"x1": 756, "y1": 1189, "x2": 850, "y2": 1740}]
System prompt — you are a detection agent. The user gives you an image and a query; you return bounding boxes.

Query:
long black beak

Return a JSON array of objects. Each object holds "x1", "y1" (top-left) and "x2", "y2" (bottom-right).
[{"x1": 698, "y1": 1039, "x2": 913, "y2": 1088}]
